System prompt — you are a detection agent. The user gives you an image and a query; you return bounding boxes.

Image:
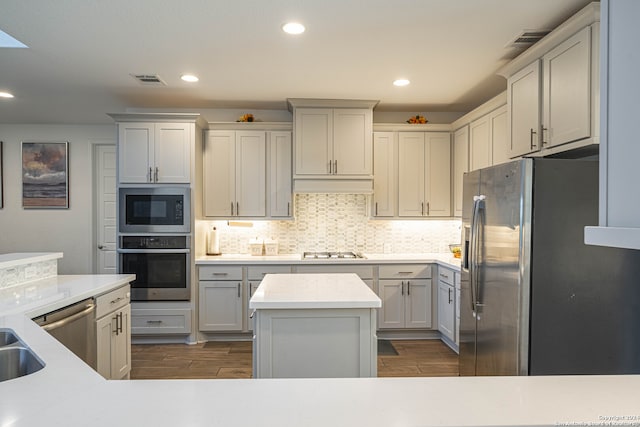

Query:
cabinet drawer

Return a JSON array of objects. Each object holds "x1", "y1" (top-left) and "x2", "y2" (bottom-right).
[
  {"x1": 199, "y1": 266, "x2": 242, "y2": 281},
  {"x1": 95, "y1": 284, "x2": 130, "y2": 318},
  {"x1": 247, "y1": 265, "x2": 292, "y2": 280},
  {"x1": 295, "y1": 265, "x2": 374, "y2": 279},
  {"x1": 378, "y1": 264, "x2": 431, "y2": 279},
  {"x1": 437, "y1": 267, "x2": 454, "y2": 285},
  {"x1": 131, "y1": 308, "x2": 192, "y2": 335}
]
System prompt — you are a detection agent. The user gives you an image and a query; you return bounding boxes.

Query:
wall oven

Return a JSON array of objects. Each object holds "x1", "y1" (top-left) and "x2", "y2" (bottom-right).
[
  {"x1": 118, "y1": 235, "x2": 190, "y2": 301},
  {"x1": 119, "y1": 187, "x2": 190, "y2": 233}
]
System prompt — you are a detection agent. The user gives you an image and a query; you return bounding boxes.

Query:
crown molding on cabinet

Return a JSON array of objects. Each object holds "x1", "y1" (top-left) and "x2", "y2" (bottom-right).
[
  {"x1": 107, "y1": 112, "x2": 208, "y2": 128},
  {"x1": 497, "y1": 2, "x2": 600, "y2": 78},
  {"x1": 287, "y1": 98, "x2": 379, "y2": 111},
  {"x1": 207, "y1": 122, "x2": 293, "y2": 131},
  {"x1": 373, "y1": 123, "x2": 451, "y2": 132},
  {"x1": 450, "y1": 91, "x2": 507, "y2": 131}
]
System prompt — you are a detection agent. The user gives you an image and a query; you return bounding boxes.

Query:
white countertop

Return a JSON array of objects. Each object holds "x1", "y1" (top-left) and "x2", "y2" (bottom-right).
[
  {"x1": 197, "y1": 252, "x2": 462, "y2": 271},
  {"x1": 250, "y1": 273, "x2": 382, "y2": 309},
  {"x1": 3, "y1": 262, "x2": 640, "y2": 426}
]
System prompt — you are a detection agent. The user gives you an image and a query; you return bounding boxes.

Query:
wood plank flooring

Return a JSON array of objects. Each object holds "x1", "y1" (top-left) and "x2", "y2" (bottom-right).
[{"x1": 131, "y1": 339, "x2": 459, "y2": 379}]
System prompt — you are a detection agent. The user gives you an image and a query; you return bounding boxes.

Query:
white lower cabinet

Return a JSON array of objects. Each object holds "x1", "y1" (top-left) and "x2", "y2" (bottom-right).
[
  {"x1": 437, "y1": 270, "x2": 455, "y2": 343},
  {"x1": 199, "y1": 266, "x2": 243, "y2": 331},
  {"x1": 377, "y1": 265, "x2": 432, "y2": 329},
  {"x1": 96, "y1": 285, "x2": 131, "y2": 380}
]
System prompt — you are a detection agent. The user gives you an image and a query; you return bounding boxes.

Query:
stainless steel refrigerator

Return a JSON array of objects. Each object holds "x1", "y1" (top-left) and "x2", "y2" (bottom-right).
[{"x1": 459, "y1": 158, "x2": 640, "y2": 376}]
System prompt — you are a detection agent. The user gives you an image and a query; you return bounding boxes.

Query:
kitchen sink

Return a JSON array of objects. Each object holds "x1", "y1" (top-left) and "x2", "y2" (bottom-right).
[
  {"x1": 0, "y1": 329, "x2": 19, "y2": 346},
  {"x1": 0, "y1": 328, "x2": 45, "y2": 382}
]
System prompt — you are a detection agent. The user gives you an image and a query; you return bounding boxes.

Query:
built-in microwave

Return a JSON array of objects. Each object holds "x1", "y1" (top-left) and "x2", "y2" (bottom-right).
[{"x1": 119, "y1": 187, "x2": 190, "y2": 233}]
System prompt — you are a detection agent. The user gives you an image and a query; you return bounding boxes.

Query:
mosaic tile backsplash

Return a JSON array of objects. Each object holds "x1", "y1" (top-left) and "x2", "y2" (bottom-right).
[
  {"x1": 0, "y1": 259, "x2": 58, "y2": 290},
  {"x1": 199, "y1": 194, "x2": 462, "y2": 255}
]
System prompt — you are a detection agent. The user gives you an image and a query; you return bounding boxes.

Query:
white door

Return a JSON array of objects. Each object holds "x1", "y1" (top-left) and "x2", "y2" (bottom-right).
[
  {"x1": 469, "y1": 115, "x2": 491, "y2": 171},
  {"x1": 398, "y1": 133, "x2": 425, "y2": 217},
  {"x1": 294, "y1": 108, "x2": 332, "y2": 175},
  {"x1": 96, "y1": 144, "x2": 117, "y2": 274},
  {"x1": 204, "y1": 131, "x2": 236, "y2": 217},
  {"x1": 332, "y1": 108, "x2": 372, "y2": 175},
  {"x1": 508, "y1": 60, "x2": 541, "y2": 157},
  {"x1": 154, "y1": 123, "x2": 191, "y2": 183},
  {"x1": 269, "y1": 131, "x2": 292, "y2": 217},
  {"x1": 199, "y1": 281, "x2": 243, "y2": 331},
  {"x1": 490, "y1": 105, "x2": 509, "y2": 165},
  {"x1": 425, "y1": 133, "x2": 451, "y2": 217},
  {"x1": 378, "y1": 280, "x2": 405, "y2": 329},
  {"x1": 453, "y1": 126, "x2": 469, "y2": 217},
  {"x1": 118, "y1": 123, "x2": 153, "y2": 183},
  {"x1": 405, "y1": 279, "x2": 431, "y2": 329},
  {"x1": 236, "y1": 131, "x2": 266, "y2": 217},
  {"x1": 372, "y1": 132, "x2": 395, "y2": 217}
]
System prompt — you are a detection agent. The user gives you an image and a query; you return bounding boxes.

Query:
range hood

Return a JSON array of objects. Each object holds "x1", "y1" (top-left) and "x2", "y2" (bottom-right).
[{"x1": 293, "y1": 178, "x2": 373, "y2": 194}]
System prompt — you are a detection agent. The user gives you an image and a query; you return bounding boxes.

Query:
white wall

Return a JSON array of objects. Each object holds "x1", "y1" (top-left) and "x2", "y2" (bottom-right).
[{"x1": 0, "y1": 124, "x2": 116, "y2": 274}]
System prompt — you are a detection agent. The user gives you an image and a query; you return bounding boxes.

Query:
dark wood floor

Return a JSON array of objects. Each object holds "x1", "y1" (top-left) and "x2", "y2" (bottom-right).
[{"x1": 131, "y1": 339, "x2": 459, "y2": 379}]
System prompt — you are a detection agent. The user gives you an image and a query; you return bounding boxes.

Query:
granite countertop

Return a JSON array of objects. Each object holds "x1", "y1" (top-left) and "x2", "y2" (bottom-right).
[{"x1": 250, "y1": 273, "x2": 382, "y2": 309}]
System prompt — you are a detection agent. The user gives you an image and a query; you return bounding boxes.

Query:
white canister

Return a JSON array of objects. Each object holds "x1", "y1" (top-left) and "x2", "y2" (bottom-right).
[{"x1": 207, "y1": 227, "x2": 221, "y2": 255}]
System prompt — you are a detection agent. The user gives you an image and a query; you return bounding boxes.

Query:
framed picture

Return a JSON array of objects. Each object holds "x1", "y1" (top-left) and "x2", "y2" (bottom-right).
[{"x1": 22, "y1": 142, "x2": 69, "y2": 209}]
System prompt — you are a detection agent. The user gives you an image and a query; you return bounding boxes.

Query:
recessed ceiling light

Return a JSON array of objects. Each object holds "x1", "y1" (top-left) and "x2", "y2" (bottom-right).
[
  {"x1": 181, "y1": 74, "x2": 199, "y2": 83},
  {"x1": 393, "y1": 79, "x2": 410, "y2": 87},
  {"x1": 0, "y1": 91, "x2": 14, "y2": 98},
  {"x1": 282, "y1": 22, "x2": 305, "y2": 35}
]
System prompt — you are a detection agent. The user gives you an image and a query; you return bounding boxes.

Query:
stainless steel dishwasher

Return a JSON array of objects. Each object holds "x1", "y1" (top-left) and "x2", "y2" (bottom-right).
[{"x1": 33, "y1": 298, "x2": 96, "y2": 369}]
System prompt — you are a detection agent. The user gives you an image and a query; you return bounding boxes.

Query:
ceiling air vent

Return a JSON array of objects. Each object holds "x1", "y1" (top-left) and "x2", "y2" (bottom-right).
[
  {"x1": 130, "y1": 74, "x2": 167, "y2": 86},
  {"x1": 506, "y1": 30, "x2": 551, "y2": 48}
]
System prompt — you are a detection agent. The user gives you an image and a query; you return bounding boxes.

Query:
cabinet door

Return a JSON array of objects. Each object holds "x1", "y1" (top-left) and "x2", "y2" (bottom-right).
[
  {"x1": 204, "y1": 131, "x2": 236, "y2": 217},
  {"x1": 469, "y1": 115, "x2": 491, "y2": 171},
  {"x1": 405, "y1": 279, "x2": 432, "y2": 329},
  {"x1": 247, "y1": 281, "x2": 261, "y2": 332},
  {"x1": 295, "y1": 108, "x2": 332, "y2": 175},
  {"x1": 398, "y1": 133, "x2": 425, "y2": 217},
  {"x1": 542, "y1": 26, "x2": 591, "y2": 148},
  {"x1": 333, "y1": 108, "x2": 372, "y2": 175},
  {"x1": 372, "y1": 132, "x2": 395, "y2": 217},
  {"x1": 112, "y1": 305, "x2": 131, "y2": 379},
  {"x1": 453, "y1": 126, "x2": 469, "y2": 217},
  {"x1": 438, "y1": 281, "x2": 455, "y2": 341},
  {"x1": 236, "y1": 131, "x2": 266, "y2": 217},
  {"x1": 378, "y1": 280, "x2": 405, "y2": 329},
  {"x1": 269, "y1": 131, "x2": 292, "y2": 217},
  {"x1": 425, "y1": 133, "x2": 451, "y2": 217},
  {"x1": 118, "y1": 123, "x2": 153, "y2": 183},
  {"x1": 508, "y1": 60, "x2": 541, "y2": 157},
  {"x1": 96, "y1": 313, "x2": 115, "y2": 379},
  {"x1": 199, "y1": 281, "x2": 243, "y2": 331},
  {"x1": 154, "y1": 123, "x2": 191, "y2": 183},
  {"x1": 490, "y1": 105, "x2": 509, "y2": 166}
]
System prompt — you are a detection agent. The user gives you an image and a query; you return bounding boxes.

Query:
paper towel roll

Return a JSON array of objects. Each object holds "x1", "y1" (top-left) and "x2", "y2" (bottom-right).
[{"x1": 207, "y1": 227, "x2": 221, "y2": 255}]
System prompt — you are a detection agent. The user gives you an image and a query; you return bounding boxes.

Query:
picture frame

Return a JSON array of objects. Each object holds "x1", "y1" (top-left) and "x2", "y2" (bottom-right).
[{"x1": 22, "y1": 141, "x2": 69, "y2": 209}]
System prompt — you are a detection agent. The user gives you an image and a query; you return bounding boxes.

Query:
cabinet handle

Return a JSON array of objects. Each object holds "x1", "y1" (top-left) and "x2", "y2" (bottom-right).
[
  {"x1": 407, "y1": 280, "x2": 411, "y2": 295},
  {"x1": 541, "y1": 125, "x2": 548, "y2": 146},
  {"x1": 427, "y1": 202, "x2": 430, "y2": 216},
  {"x1": 236, "y1": 202, "x2": 239, "y2": 216},
  {"x1": 237, "y1": 283, "x2": 241, "y2": 298},
  {"x1": 334, "y1": 160, "x2": 338, "y2": 174},
  {"x1": 154, "y1": 167, "x2": 159, "y2": 182},
  {"x1": 212, "y1": 272, "x2": 228, "y2": 276},
  {"x1": 448, "y1": 287, "x2": 452, "y2": 304},
  {"x1": 249, "y1": 309, "x2": 256, "y2": 319},
  {"x1": 110, "y1": 296, "x2": 124, "y2": 305},
  {"x1": 146, "y1": 320, "x2": 163, "y2": 324},
  {"x1": 440, "y1": 273, "x2": 448, "y2": 278},
  {"x1": 401, "y1": 281, "x2": 404, "y2": 296},
  {"x1": 118, "y1": 312, "x2": 124, "y2": 334},
  {"x1": 148, "y1": 167, "x2": 153, "y2": 182},
  {"x1": 287, "y1": 202, "x2": 290, "y2": 216},
  {"x1": 398, "y1": 271, "x2": 414, "y2": 275},
  {"x1": 329, "y1": 161, "x2": 332, "y2": 174},
  {"x1": 530, "y1": 128, "x2": 537, "y2": 150},
  {"x1": 231, "y1": 202, "x2": 234, "y2": 216},
  {"x1": 112, "y1": 315, "x2": 119, "y2": 335},
  {"x1": 375, "y1": 202, "x2": 378, "y2": 216}
]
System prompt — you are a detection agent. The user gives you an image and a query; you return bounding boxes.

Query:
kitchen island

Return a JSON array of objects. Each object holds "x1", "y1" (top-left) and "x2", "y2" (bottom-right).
[{"x1": 250, "y1": 273, "x2": 381, "y2": 378}]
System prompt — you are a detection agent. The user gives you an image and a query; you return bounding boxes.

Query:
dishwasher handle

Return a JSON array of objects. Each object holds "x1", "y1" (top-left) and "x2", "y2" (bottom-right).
[{"x1": 38, "y1": 303, "x2": 96, "y2": 332}]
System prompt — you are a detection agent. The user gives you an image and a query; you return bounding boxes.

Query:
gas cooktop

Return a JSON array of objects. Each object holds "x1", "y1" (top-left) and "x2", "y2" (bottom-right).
[{"x1": 302, "y1": 251, "x2": 365, "y2": 260}]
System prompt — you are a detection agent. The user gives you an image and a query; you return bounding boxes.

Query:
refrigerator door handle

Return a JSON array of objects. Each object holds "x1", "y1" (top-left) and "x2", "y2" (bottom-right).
[{"x1": 470, "y1": 195, "x2": 486, "y2": 313}]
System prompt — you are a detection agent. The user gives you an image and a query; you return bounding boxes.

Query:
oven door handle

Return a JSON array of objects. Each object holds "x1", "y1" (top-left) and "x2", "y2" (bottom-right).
[{"x1": 117, "y1": 249, "x2": 191, "y2": 254}]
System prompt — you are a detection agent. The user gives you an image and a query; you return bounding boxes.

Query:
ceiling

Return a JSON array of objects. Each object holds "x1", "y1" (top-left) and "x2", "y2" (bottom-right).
[{"x1": 0, "y1": 0, "x2": 594, "y2": 124}]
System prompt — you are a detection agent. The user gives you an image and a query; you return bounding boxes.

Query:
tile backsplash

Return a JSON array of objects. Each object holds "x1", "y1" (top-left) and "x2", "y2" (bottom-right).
[
  {"x1": 198, "y1": 194, "x2": 461, "y2": 255},
  {"x1": 0, "y1": 259, "x2": 58, "y2": 290}
]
